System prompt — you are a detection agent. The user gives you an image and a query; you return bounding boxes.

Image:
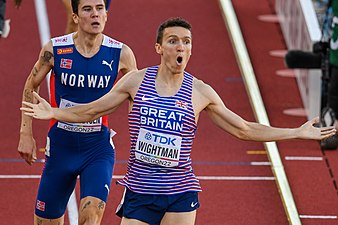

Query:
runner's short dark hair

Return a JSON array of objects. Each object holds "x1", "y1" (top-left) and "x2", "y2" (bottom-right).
[
  {"x1": 156, "y1": 17, "x2": 192, "y2": 44},
  {"x1": 72, "y1": 0, "x2": 107, "y2": 14}
]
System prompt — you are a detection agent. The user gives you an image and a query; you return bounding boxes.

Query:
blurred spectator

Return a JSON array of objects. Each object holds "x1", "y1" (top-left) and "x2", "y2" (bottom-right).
[
  {"x1": 313, "y1": 0, "x2": 331, "y2": 27},
  {"x1": 0, "y1": 0, "x2": 10, "y2": 38},
  {"x1": 62, "y1": 0, "x2": 77, "y2": 34},
  {"x1": 328, "y1": 0, "x2": 338, "y2": 131}
]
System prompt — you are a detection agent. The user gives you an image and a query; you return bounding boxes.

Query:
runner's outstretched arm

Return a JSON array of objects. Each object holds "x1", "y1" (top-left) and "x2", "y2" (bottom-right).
[{"x1": 195, "y1": 79, "x2": 336, "y2": 141}]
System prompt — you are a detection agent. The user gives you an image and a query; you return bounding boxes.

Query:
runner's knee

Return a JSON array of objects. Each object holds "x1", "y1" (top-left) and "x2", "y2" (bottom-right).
[
  {"x1": 34, "y1": 214, "x2": 64, "y2": 225},
  {"x1": 78, "y1": 196, "x2": 106, "y2": 225}
]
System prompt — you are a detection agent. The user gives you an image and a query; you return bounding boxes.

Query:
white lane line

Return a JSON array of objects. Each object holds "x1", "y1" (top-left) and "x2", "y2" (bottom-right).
[
  {"x1": 197, "y1": 176, "x2": 275, "y2": 181},
  {"x1": 0, "y1": 158, "x2": 271, "y2": 165},
  {"x1": 34, "y1": 0, "x2": 51, "y2": 46},
  {"x1": 250, "y1": 162, "x2": 271, "y2": 166},
  {"x1": 300, "y1": 215, "x2": 337, "y2": 219},
  {"x1": 285, "y1": 156, "x2": 323, "y2": 161},
  {"x1": 34, "y1": 0, "x2": 52, "y2": 98},
  {"x1": 67, "y1": 190, "x2": 78, "y2": 225},
  {"x1": 0, "y1": 175, "x2": 41, "y2": 178},
  {"x1": 0, "y1": 175, "x2": 275, "y2": 181}
]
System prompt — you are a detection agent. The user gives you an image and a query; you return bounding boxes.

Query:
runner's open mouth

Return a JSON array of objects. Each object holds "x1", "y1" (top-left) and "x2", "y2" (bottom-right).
[{"x1": 177, "y1": 56, "x2": 183, "y2": 64}]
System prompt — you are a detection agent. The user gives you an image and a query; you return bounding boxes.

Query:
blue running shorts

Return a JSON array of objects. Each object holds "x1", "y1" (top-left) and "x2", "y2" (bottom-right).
[
  {"x1": 116, "y1": 188, "x2": 200, "y2": 225},
  {"x1": 35, "y1": 127, "x2": 115, "y2": 219}
]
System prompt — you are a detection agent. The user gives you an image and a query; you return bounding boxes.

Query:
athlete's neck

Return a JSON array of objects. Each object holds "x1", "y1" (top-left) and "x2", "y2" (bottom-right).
[
  {"x1": 156, "y1": 65, "x2": 184, "y2": 97},
  {"x1": 73, "y1": 32, "x2": 103, "y2": 57}
]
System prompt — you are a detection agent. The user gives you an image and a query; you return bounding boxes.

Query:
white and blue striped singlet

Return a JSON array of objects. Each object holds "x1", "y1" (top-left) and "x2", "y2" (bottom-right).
[{"x1": 118, "y1": 66, "x2": 202, "y2": 195}]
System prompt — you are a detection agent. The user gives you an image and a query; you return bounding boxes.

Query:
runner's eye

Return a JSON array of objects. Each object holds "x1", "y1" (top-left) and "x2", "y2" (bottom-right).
[
  {"x1": 169, "y1": 39, "x2": 176, "y2": 44},
  {"x1": 83, "y1": 7, "x2": 91, "y2": 12},
  {"x1": 97, "y1": 5, "x2": 105, "y2": 11}
]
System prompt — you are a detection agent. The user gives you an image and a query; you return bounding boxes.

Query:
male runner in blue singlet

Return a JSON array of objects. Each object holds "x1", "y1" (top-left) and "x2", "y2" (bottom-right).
[
  {"x1": 21, "y1": 18, "x2": 336, "y2": 225},
  {"x1": 17, "y1": 0, "x2": 137, "y2": 225}
]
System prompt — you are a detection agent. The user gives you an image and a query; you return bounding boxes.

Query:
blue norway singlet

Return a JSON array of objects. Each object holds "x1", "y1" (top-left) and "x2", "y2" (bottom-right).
[
  {"x1": 118, "y1": 66, "x2": 202, "y2": 195},
  {"x1": 34, "y1": 33, "x2": 122, "y2": 219},
  {"x1": 49, "y1": 33, "x2": 122, "y2": 138}
]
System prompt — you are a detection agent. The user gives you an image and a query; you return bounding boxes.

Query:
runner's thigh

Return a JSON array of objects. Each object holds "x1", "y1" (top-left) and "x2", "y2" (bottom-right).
[
  {"x1": 160, "y1": 211, "x2": 196, "y2": 225},
  {"x1": 120, "y1": 217, "x2": 150, "y2": 225},
  {"x1": 35, "y1": 156, "x2": 77, "y2": 219}
]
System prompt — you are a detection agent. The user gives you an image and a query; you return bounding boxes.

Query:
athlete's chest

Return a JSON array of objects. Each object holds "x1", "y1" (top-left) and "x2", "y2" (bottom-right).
[{"x1": 54, "y1": 47, "x2": 119, "y2": 89}]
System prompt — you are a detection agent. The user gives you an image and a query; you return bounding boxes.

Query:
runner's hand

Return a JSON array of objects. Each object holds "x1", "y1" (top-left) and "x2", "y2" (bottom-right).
[
  {"x1": 21, "y1": 92, "x2": 53, "y2": 120},
  {"x1": 299, "y1": 117, "x2": 336, "y2": 140},
  {"x1": 18, "y1": 134, "x2": 37, "y2": 165}
]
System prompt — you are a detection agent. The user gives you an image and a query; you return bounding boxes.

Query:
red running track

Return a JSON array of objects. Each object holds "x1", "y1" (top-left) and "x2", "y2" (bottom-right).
[{"x1": 0, "y1": 0, "x2": 336, "y2": 224}]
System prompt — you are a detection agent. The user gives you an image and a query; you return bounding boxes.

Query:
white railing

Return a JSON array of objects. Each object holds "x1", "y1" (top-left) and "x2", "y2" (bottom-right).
[{"x1": 276, "y1": 0, "x2": 322, "y2": 120}]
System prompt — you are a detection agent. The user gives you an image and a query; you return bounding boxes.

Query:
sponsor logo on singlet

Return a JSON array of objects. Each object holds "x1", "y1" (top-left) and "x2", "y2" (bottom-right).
[
  {"x1": 54, "y1": 36, "x2": 68, "y2": 43},
  {"x1": 102, "y1": 59, "x2": 114, "y2": 71},
  {"x1": 57, "y1": 47, "x2": 73, "y2": 55}
]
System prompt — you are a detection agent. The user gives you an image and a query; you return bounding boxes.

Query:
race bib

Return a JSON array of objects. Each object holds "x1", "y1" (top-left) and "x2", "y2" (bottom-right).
[
  {"x1": 135, "y1": 128, "x2": 182, "y2": 167},
  {"x1": 57, "y1": 98, "x2": 102, "y2": 133}
]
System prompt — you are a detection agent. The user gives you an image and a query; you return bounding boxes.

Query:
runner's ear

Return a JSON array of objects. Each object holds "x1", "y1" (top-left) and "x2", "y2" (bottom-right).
[{"x1": 155, "y1": 43, "x2": 163, "y2": 55}]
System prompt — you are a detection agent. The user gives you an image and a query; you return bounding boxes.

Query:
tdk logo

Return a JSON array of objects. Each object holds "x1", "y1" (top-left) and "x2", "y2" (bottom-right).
[
  {"x1": 145, "y1": 132, "x2": 152, "y2": 140},
  {"x1": 150, "y1": 133, "x2": 177, "y2": 146}
]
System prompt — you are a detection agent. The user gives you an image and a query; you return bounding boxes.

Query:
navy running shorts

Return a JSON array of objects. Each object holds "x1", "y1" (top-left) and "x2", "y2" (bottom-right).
[
  {"x1": 116, "y1": 188, "x2": 200, "y2": 225},
  {"x1": 34, "y1": 127, "x2": 115, "y2": 219}
]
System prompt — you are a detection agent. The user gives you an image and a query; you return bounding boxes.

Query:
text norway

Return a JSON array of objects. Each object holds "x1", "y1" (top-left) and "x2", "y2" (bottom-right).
[{"x1": 61, "y1": 72, "x2": 111, "y2": 88}]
